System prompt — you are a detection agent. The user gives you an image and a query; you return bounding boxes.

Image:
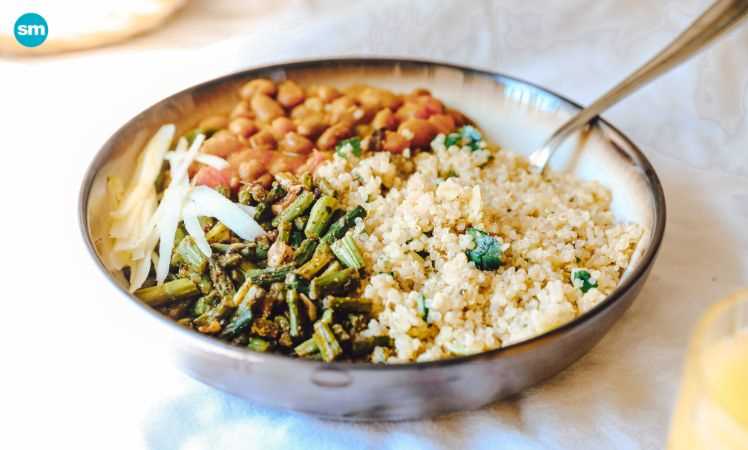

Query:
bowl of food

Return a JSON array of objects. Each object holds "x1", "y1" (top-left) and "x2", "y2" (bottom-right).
[{"x1": 79, "y1": 58, "x2": 665, "y2": 420}]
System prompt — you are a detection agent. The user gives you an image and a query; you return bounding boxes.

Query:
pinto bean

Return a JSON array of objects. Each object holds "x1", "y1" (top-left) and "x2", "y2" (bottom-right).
[
  {"x1": 296, "y1": 114, "x2": 327, "y2": 138},
  {"x1": 198, "y1": 115, "x2": 228, "y2": 133},
  {"x1": 201, "y1": 131, "x2": 244, "y2": 157},
  {"x1": 317, "y1": 85, "x2": 341, "y2": 103},
  {"x1": 277, "y1": 80, "x2": 305, "y2": 108},
  {"x1": 446, "y1": 107, "x2": 468, "y2": 127},
  {"x1": 382, "y1": 131, "x2": 409, "y2": 153},
  {"x1": 239, "y1": 78, "x2": 276, "y2": 99},
  {"x1": 270, "y1": 117, "x2": 296, "y2": 139},
  {"x1": 280, "y1": 132, "x2": 314, "y2": 154},
  {"x1": 228, "y1": 117, "x2": 258, "y2": 138},
  {"x1": 398, "y1": 119, "x2": 438, "y2": 149},
  {"x1": 238, "y1": 159, "x2": 266, "y2": 182},
  {"x1": 251, "y1": 93, "x2": 284, "y2": 123},
  {"x1": 230, "y1": 101, "x2": 254, "y2": 119},
  {"x1": 248, "y1": 129, "x2": 277, "y2": 150},
  {"x1": 428, "y1": 114, "x2": 456, "y2": 134},
  {"x1": 317, "y1": 121, "x2": 353, "y2": 150},
  {"x1": 372, "y1": 108, "x2": 398, "y2": 130}
]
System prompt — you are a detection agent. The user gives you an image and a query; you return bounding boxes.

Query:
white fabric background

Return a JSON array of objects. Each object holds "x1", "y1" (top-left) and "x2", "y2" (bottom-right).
[{"x1": 2, "y1": 1, "x2": 747, "y2": 449}]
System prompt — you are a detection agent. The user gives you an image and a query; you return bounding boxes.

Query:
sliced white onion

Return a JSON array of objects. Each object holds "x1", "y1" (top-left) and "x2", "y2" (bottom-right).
[
  {"x1": 111, "y1": 124, "x2": 175, "y2": 219},
  {"x1": 237, "y1": 204, "x2": 257, "y2": 218},
  {"x1": 187, "y1": 186, "x2": 265, "y2": 241},
  {"x1": 155, "y1": 182, "x2": 190, "y2": 284},
  {"x1": 182, "y1": 208, "x2": 212, "y2": 257},
  {"x1": 165, "y1": 152, "x2": 229, "y2": 171}
]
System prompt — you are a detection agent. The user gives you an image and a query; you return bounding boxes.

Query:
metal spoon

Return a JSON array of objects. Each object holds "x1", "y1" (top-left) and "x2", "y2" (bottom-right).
[{"x1": 528, "y1": 0, "x2": 748, "y2": 172}]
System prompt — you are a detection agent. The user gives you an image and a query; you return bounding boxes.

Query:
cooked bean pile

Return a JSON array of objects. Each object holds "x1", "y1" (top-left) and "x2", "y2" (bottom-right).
[{"x1": 185, "y1": 79, "x2": 470, "y2": 193}]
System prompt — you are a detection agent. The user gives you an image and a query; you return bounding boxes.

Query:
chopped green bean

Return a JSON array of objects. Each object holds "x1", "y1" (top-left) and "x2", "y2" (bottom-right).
[
  {"x1": 206, "y1": 222, "x2": 230, "y2": 243},
  {"x1": 175, "y1": 236, "x2": 208, "y2": 273},
  {"x1": 135, "y1": 278, "x2": 199, "y2": 306},
  {"x1": 277, "y1": 221, "x2": 292, "y2": 244},
  {"x1": 309, "y1": 267, "x2": 359, "y2": 300},
  {"x1": 296, "y1": 241, "x2": 333, "y2": 279},
  {"x1": 313, "y1": 321, "x2": 342, "y2": 362},
  {"x1": 248, "y1": 337, "x2": 272, "y2": 352},
  {"x1": 247, "y1": 264, "x2": 294, "y2": 286},
  {"x1": 330, "y1": 234, "x2": 364, "y2": 269},
  {"x1": 220, "y1": 295, "x2": 254, "y2": 339},
  {"x1": 322, "y1": 296, "x2": 373, "y2": 314},
  {"x1": 271, "y1": 191, "x2": 315, "y2": 227},
  {"x1": 209, "y1": 258, "x2": 235, "y2": 298},
  {"x1": 294, "y1": 337, "x2": 318, "y2": 356},
  {"x1": 304, "y1": 195, "x2": 338, "y2": 239},
  {"x1": 286, "y1": 287, "x2": 302, "y2": 338},
  {"x1": 321, "y1": 206, "x2": 366, "y2": 243},
  {"x1": 293, "y1": 238, "x2": 318, "y2": 267}
]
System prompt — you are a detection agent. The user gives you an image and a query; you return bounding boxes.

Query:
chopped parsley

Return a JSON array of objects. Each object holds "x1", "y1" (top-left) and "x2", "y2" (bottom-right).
[
  {"x1": 335, "y1": 137, "x2": 362, "y2": 158},
  {"x1": 466, "y1": 227, "x2": 502, "y2": 271},
  {"x1": 417, "y1": 294, "x2": 429, "y2": 321},
  {"x1": 445, "y1": 125, "x2": 483, "y2": 151},
  {"x1": 572, "y1": 269, "x2": 598, "y2": 293}
]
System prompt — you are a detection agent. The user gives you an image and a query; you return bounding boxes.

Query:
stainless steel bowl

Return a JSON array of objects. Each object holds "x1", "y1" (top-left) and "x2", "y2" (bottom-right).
[{"x1": 79, "y1": 58, "x2": 666, "y2": 421}]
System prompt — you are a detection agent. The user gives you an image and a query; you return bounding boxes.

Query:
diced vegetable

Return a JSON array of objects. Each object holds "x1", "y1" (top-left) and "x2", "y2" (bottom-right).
[
  {"x1": 330, "y1": 234, "x2": 364, "y2": 269},
  {"x1": 247, "y1": 264, "x2": 294, "y2": 286},
  {"x1": 321, "y1": 206, "x2": 366, "y2": 243},
  {"x1": 466, "y1": 227, "x2": 502, "y2": 271},
  {"x1": 304, "y1": 195, "x2": 337, "y2": 238},
  {"x1": 296, "y1": 241, "x2": 334, "y2": 279},
  {"x1": 294, "y1": 337, "x2": 318, "y2": 356},
  {"x1": 293, "y1": 238, "x2": 319, "y2": 267},
  {"x1": 313, "y1": 321, "x2": 342, "y2": 362},
  {"x1": 175, "y1": 236, "x2": 208, "y2": 273},
  {"x1": 135, "y1": 278, "x2": 199, "y2": 306},
  {"x1": 271, "y1": 191, "x2": 315, "y2": 227},
  {"x1": 322, "y1": 296, "x2": 372, "y2": 314},
  {"x1": 309, "y1": 267, "x2": 359, "y2": 300},
  {"x1": 248, "y1": 337, "x2": 272, "y2": 352}
]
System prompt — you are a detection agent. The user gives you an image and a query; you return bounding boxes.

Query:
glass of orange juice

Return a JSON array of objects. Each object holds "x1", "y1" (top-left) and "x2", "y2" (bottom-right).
[{"x1": 668, "y1": 289, "x2": 748, "y2": 450}]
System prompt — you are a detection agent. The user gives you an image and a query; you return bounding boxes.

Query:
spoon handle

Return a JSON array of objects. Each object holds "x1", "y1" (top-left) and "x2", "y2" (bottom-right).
[{"x1": 529, "y1": 0, "x2": 748, "y2": 172}]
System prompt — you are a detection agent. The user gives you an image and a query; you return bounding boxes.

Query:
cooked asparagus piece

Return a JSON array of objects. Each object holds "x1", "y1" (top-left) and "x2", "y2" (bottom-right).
[
  {"x1": 351, "y1": 336, "x2": 393, "y2": 356},
  {"x1": 309, "y1": 267, "x2": 359, "y2": 300},
  {"x1": 248, "y1": 337, "x2": 272, "y2": 352},
  {"x1": 271, "y1": 191, "x2": 315, "y2": 227},
  {"x1": 247, "y1": 264, "x2": 294, "y2": 286},
  {"x1": 209, "y1": 258, "x2": 235, "y2": 298},
  {"x1": 304, "y1": 195, "x2": 337, "y2": 239},
  {"x1": 330, "y1": 234, "x2": 364, "y2": 269},
  {"x1": 313, "y1": 321, "x2": 342, "y2": 362},
  {"x1": 205, "y1": 222, "x2": 230, "y2": 243},
  {"x1": 192, "y1": 291, "x2": 219, "y2": 317},
  {"x1": 296, "y1": 241, "x2": 333, "y2": 279},
  {"x1": 321, "y1": 206, "x2": 366, "y2": 243},
  {"x1": 277, "y1": 220, "x2": 292, "y2": 243},
  {"x1": 135, "y1": 278, "x2": 199, "y2": 306},
  {"x1": 299, "y1": 292, "x2": 318, "y2": 322},
  {"x1": 220, "y1": 294, "x2": 254, "y2": 339},
  {"x1": 320, "y1": 260, "x2": 342, "y2": 276},
  {"x1": 175, "y1": 236, "x2": 208, "y2": 273},
  {"x1": 285, "y1": 274, "x2": 303, "y2": 338},
  {"x1": 322, "y1": 296, "x2": 373, "y2": 314},
  {"x1": 294, "y1": 337, "x2": 318, "y2": 357},
  {"x1": 293, "y1": 238, "x2": 318, "y2": 267}
]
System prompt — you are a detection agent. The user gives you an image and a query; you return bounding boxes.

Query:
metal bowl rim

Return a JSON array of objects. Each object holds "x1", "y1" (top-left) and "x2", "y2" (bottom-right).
[{"x1": 78, "y1": 56, "x2": 666, "y2": 371}]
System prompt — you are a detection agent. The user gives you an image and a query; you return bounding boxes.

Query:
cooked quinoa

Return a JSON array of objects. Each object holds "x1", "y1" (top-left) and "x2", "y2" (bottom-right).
[{"x1": 316, "y1": 134, "x2": 642, "y2": 363}]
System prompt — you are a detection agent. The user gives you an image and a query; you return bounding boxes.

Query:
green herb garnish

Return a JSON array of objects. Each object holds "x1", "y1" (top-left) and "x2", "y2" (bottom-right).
[
  {"x1": 335, "y1": 137, "x2": 362, "y2": 158},
  {"x1": 466, "y1": 227, "x2": 502, "y2": 271},
  {"x1": 572, "y1": 269, "x2": 598, "y2": 293}
]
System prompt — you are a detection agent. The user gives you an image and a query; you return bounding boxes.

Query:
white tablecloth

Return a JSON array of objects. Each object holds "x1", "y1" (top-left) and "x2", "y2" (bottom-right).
[{"x1": 3, "y1": 1, "x2": 748, "y2": 448}]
